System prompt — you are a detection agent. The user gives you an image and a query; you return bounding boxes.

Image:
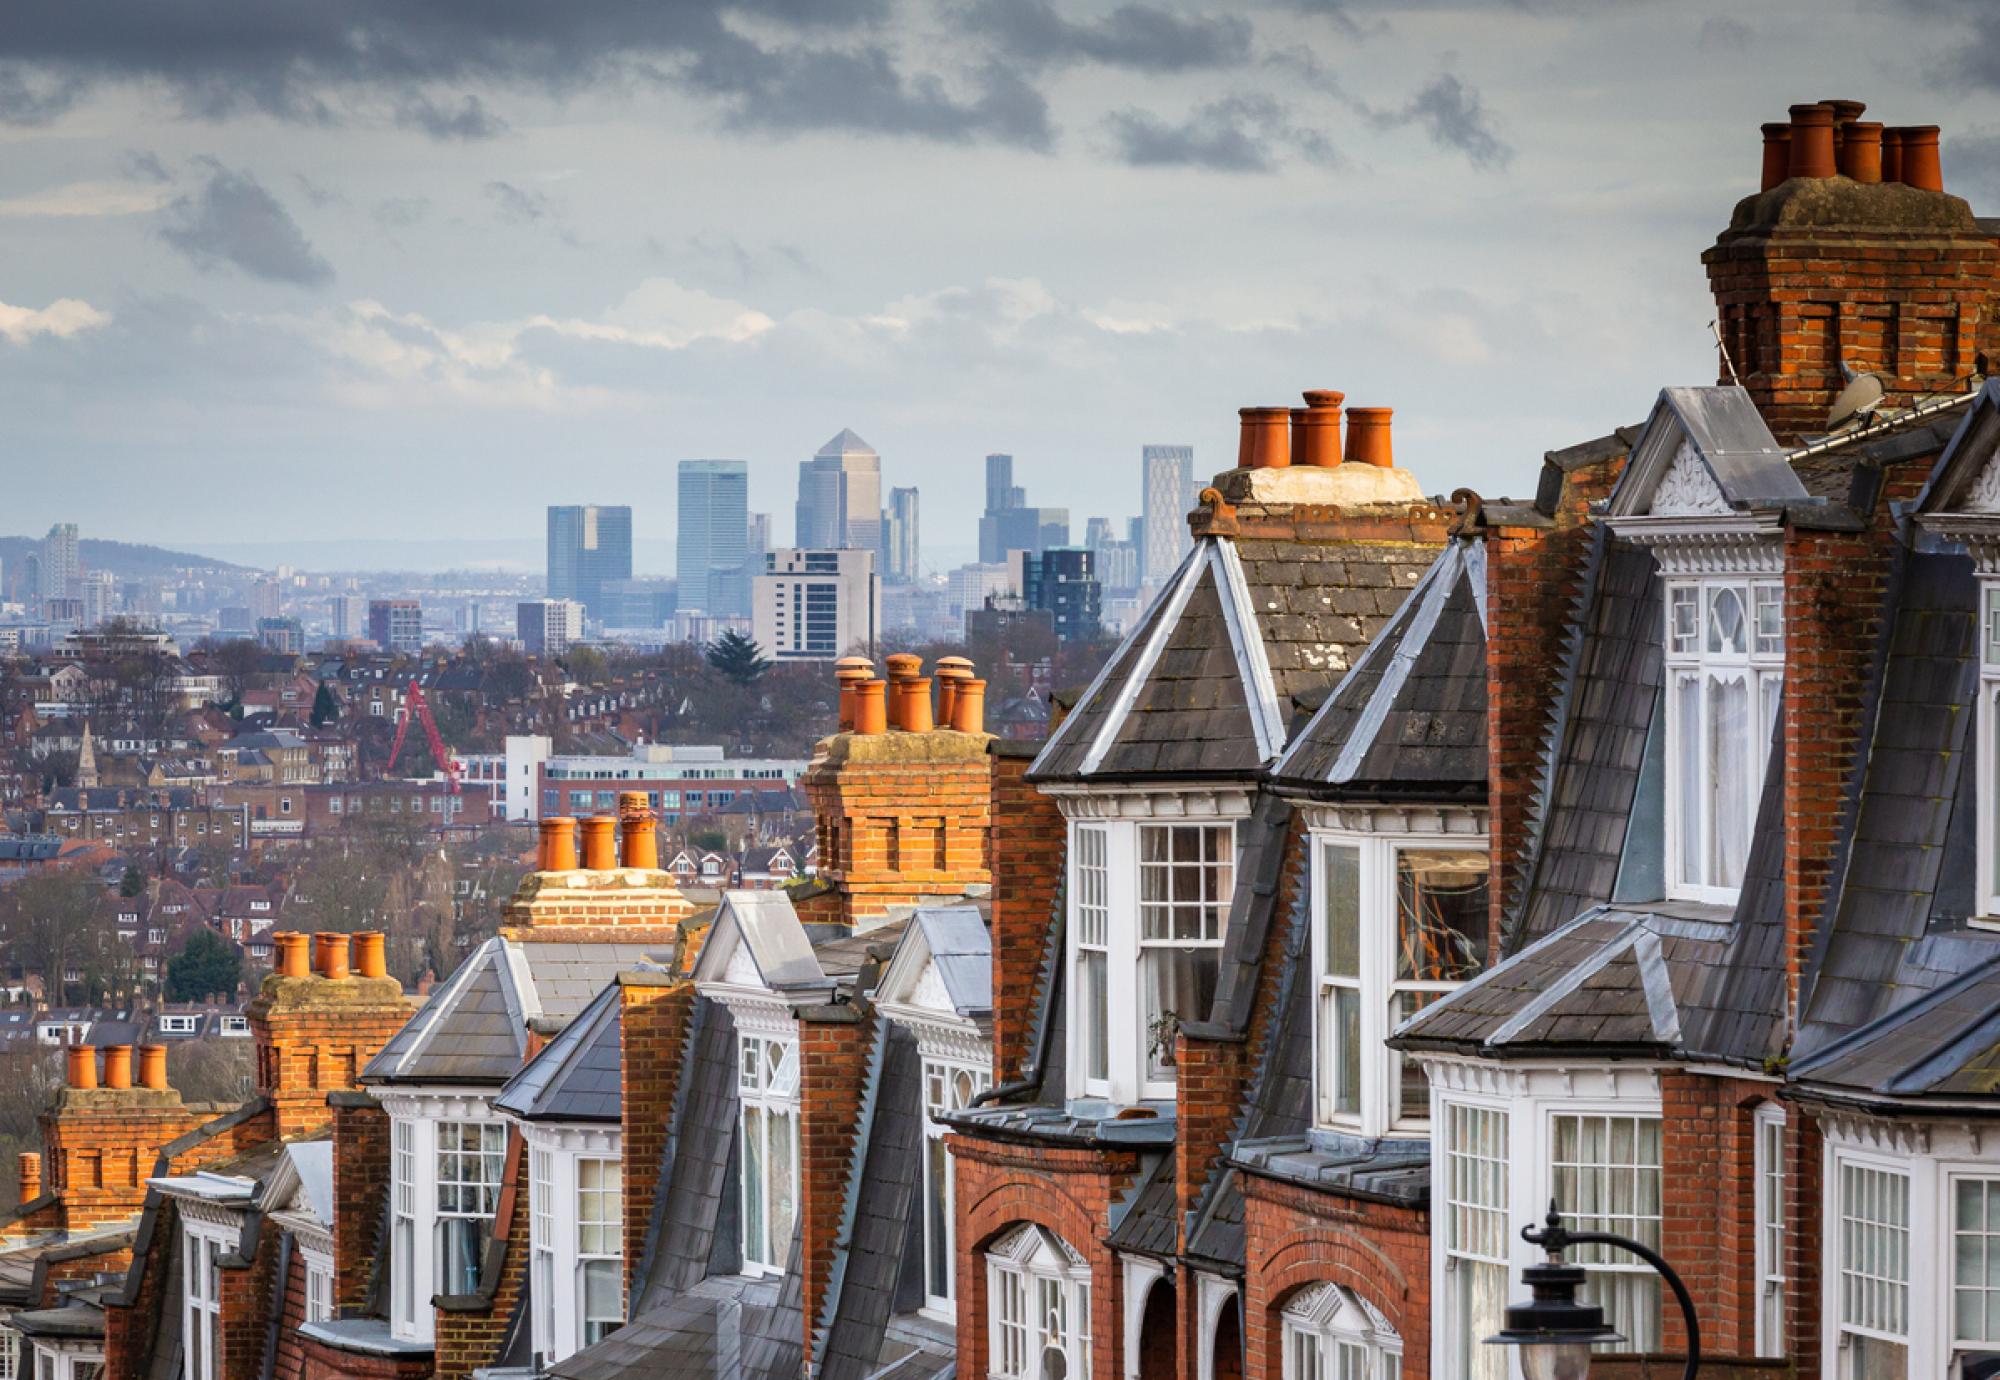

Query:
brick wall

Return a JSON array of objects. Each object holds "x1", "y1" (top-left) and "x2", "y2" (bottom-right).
[
  {"x1": 300, "y1": 1338, "x2": 434, "y2": 1380},
  {"x1": 102, "y1": 1198, "x2": 175, "y2": 1380},
  {"x1": 796, "y1": 1006, "x2": 874, "y2": 1369},
  {"x1": 951, "y1": 1134, "x2": 1142, "y2": 1380},
  {"x1": 1240, "y1": 1174, "x2": 1430, "y2": 1380},
  {"x1": 802, "y1": 728, "x2": 992, "y2": 925},
  {"x1": 39, "y1": 1087, "x2": 206, "y2": 1230},
  {"x1": 617, "y1": 972, "x2": 694, "y2": 1305},
  {"x1": 248, "y1": 969, "x2": 413, "y2": 1142},
  {"x1": 219, "y1": 1223, "x2": 281, "y2": 1380},
  {"x1": 272, "y1": 1245, "x2": 312, "y2": 1380},
  {"x1": 1705, "y1": 184, "x2": 2000, "y2": 442},
  {"x1": 985, "y1": 744, "x2": 1063, "y2": 1084},
  {"x1": 329, "y1": 1092, "x2": 391, "y2": 1316},
  {"x1": 1658, "y1": 1072, "x2": 1779, "y2": 1360}
]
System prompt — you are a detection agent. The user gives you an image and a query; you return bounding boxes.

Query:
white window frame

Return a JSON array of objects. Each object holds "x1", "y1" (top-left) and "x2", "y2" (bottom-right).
[
  {"x1": 1661, "y1": 575, "x2": 1783, "y2": 904},
  {"x1": 1280, "y1": 1281, "x2": 1403, "y2": 1380},
  {"x1": 737, "y1": 1031, "x2": 799, "y2": 1276},
  {"x1": 530, "y1": 1145, "x2": 556, "y2": 1366},
  {"x1": 181, "y1": 1221, "x2": 230, "y2": 1380},
  {"x1": 26, "y1": 1347, "x2": 99, "y2": 1380},
  {"x1": 1545, "y1": 1108, "x2": 1665, "y2": 1354},
  {"x1": 1753, "y1": 1103, "x2": 1786, "y2": 1358},
  {"x1": 921, "y1": 1056, "x2": 990, "y2": 1318},
  {"x1": 1311, "y1": 831, "x2": 1490, "y2": 1137},
  {"x1": 1063, "y1": 812, "x2": 1239, "y2": 1106},
  {"x1": 986, "y1": 1224, "x2": 1093, "y2": 1380},
  {"x1": 1830, "y1": 1151, "x2": 1910, "y2": 1378},
  {"x1": 576, "y1": 1157, "x2": 623, "y2": 1349},
  {"x1": 1437, "y1": 1097, "x2": 1509, "y2": 1380},
  {"x1": 1976, "y1": 581, "x2": 2000, "y2": 927},
  {"x1": 0, "y1": 1328, "x2": 15, "y2": 1380},
  {"x1": 299, "y1": 1243, "x2": 335, "y2": 1325},
  {"x1": 384, "y1": 1101, "x2": 505, "y2": 1344}
]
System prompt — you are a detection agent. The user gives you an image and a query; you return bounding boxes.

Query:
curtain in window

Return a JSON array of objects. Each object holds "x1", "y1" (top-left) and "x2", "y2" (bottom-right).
[{"x1": 1707, "y1": 673, "x2": 1750, "y2": 888}]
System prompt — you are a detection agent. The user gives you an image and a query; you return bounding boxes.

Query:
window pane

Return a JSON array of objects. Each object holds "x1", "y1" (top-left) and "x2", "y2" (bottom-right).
[
  {"x1": 768, "y1": 1107, "x2": 796, "y2": 1266},
  {"x1": 1552, "y1": 1114, "x2": 1664, "y2": 1351},
  {"x1": 1389, "y1": 991, "x2": 1441, "y2": 1120},
  {"x1": 1668, "y1": 586, "x2": 1698, "y2": 655},
  {"x1": 1394, "y1": 850, "x2": 1489, "y2": 982},
  {"x1": 1676, "y1": 674, "x2": 1701, "y2": 884},
  {"x1": 1143, "y1": 946, "x2": 1217, "y2": 1080},
  {"x1": 1839, "y1": 1162, "x2": 1910, "y2": 1339},
  {"x1": 1754, "y1": 582, "x2": 1784, "y2": 655},
  {"x1": 1955, "y1": 1178, "x2": 2000, "y2": 1344},
  {"x1": 1079, "y1": 951, "x2": 1108, "y2": 1083},
  {"x1": 928, "y1": 1135, "x2": 952, "y2": 1298},
  {"x1": 742, "y1": 1103, "x2": 766, "y2": 1263},
  {"x1": 1321, "y1": 844, "x2": 1360, "y2": 980},
  {"x1": 1328, "y1": 987, "x2": 1359, "y2": 1116},
  {"x1": 1707, "y1": 584, "x2": 1747, "y2": 655},
  {"x1": 1708, "y1": 672, "x2": 1751, "y2": 888}
]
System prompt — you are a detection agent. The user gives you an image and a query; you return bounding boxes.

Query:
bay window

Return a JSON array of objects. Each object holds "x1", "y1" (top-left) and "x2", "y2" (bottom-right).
[
  {"x1": 986, "y1": 1225, "x2": 1092, "y2": 1380},
  {"x1": 1065, "y1": 813, "x2": 1239, "y2": 1105},
  {"x1": 1663, "y1": 576, "x2": 1782, "y2": 902},
  {"x1": 531, "y1": 1148, "x2": 556, "y2": 1363},
  {"x1": 1955, "y1": 1176, "x2": 2000, "y2": 1351},
  {"x1": 1836, "y1": 1159, "x2": 1909, "y2": 1377},
  {"x1": 1280, "y1": 1283, "x2": 1402, "y2": 1380},
  {"x1": 1315, "y1": 835, "x2": 1488, "y2": 1136},
  {"x1": 301, "y1": 1245, "x2": 334, "y2": 1325},
  {"x1": 1440, "y1": 1101, "x2": 1508, "y2": 1380},
  {"x1": 1550, "y1": 1112, "x2": 1664, "y2": 1351},
  {"x1": 577, "y1": 1158, "x2": 623, "y2": 1345},
  {"x1": 386, "y1": 1108, "x2": 506, "y2": 1343},
  {"x1": 525, "y1": 1137, "x2": 624, "y2": 1365},
  {"x1": 182, "y1": 1227, "x2": 224, "y2": 1380},
  {"x1": 922, "y1": 1057, "x2": 990, "y2": 1315},
  {"x1": 738, "y1": 1032, "x2": 798, "y2": 1275}
]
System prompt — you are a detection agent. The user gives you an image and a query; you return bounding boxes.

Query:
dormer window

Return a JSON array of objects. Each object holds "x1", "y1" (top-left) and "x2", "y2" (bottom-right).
[
  {"x1": 1067, "y1": 814, "x2": 1238, "y2": 1105},
  {"x1": 1979, "y1": 584, "x2": 2000, "y2": 925},
  {"x1": 1663, "y1": 576, "x2": 1783, "y2": 902},
  {"x1": 737, "y1": 1032, "x2": 798, "y2": 1275}
]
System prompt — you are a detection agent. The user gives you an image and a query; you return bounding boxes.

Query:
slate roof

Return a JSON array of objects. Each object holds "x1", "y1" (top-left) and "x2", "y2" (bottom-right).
[
  {"x1": 1607, "y1": 385, "x2": 1809, "y2": 518},
  {"x1": 693, "y1": 892, "x2": 829, "y2": 993},
  {"x1": 1791, "y1": 955, "x2": 2000, "y2": 1106},
  {"x1": 493, "y1": 978, "x2": 623, "y2": 1123},
  {"x1": 363, "y1": 936, "x2": 668, "y2": 1086},
  {"x1": 1270, "y1": 538, "x2": 1487, "y2": 796},
  {"x1": 877, "y1": 904, "x2": 991, "y2": 1020}
]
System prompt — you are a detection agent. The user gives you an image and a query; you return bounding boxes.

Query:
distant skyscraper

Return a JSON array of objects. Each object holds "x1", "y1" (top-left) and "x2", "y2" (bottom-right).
[
  {"x1": 368, "y1": 599, "x2": 423, "y2": 654},
  {"x1": 1142, "y1": 445, "x2": 1196, "y2": 584},
  {"x1": 80, "y1": 571, "x2": 118, "y2": 628},
  {"x1": 1085, "y1": 517, "x2": 1115, "y2": 551},
  {"x1": 753, "y1": 549, "x2": 879, "y2": 662},
  {"x1": 985, "y1": 454, "x2": 1014, "y2": 516},
  {"x1": 1022, "y1": 547, "x2": 1102, "y2": 643},
  {"x1": 330, "y1": 594, "x2": 368, "y2": 641},
  {"x1": 517, "y1": 599, "x2": 585, "y2": 656},
  {"x1": 677, "y1": 461, "x2": 750, "y2": 617},
  {"x1": 794, "y1": 430, "x2": 883, "y2": 553},
  {"x1": 747, "y1": 513, "x2": 771, "y2": 563},
  {"x1": 546, "y1": 505, "x2": 633, "y2": 624},
  {"x1": 40, "y1": 523, "x2": 79, "y2": 606},
  {"x1": 885, "y1": 487, "x2": 920, "y2": 584}
]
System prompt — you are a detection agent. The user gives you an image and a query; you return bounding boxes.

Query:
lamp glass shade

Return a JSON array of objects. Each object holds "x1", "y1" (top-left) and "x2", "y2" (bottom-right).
[{"x1": 1520, "y1": 1343, "x2": 1593, "y2": 1380}]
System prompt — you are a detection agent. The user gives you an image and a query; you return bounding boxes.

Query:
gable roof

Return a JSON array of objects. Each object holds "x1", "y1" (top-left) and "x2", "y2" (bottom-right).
[
  {"x1": 874, "y1": 903, "x2": 992, "y2": 1021},
  {"x1": 1270, "y1": 538, "x2": 1487, "y2": 795},
  {"x1": 494, "y1": 978, "x2": 625, "y2": 1123},
  {"x1": 691, "y1": 891, "x2": 829, "y2": 993},
  {"x1": 1607, "y1": 385, "x2": 1809, "y2": 518}
]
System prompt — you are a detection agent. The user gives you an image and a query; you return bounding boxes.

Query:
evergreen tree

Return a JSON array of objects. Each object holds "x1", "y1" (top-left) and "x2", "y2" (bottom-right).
[
  {"x1": 310, "y1": 681, "x2": 340, "y2": 727},
  {"x1": 166, "y1": 928, "x2": 242, "y2": 1003},
  {"x1": 706, "y1": 630, "x2": 772, "y2": 687},
  {"x1": 119, "y1": 865, "x2": 145, "y2": 898}
]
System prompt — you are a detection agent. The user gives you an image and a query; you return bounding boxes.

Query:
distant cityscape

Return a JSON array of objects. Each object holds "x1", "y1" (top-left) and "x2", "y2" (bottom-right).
[{"x1": 0, "y1": 434, "x2": 1200, "y2": 661}]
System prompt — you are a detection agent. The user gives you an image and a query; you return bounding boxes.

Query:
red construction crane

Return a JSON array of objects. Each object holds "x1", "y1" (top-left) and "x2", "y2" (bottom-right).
[{"x1": 386, "y1": 681, "x2": 462, "y2": 794}]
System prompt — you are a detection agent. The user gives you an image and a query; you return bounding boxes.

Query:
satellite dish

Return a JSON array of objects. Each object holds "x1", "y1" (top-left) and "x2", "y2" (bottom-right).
[{"x1": 1827, "y1": 371, "x2": 1888, "y2": 430}]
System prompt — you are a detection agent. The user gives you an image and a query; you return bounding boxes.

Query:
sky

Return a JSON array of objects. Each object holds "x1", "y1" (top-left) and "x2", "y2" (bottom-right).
[{"x1": 8, "y1": 0, "x2": 2000, "y2": 573}]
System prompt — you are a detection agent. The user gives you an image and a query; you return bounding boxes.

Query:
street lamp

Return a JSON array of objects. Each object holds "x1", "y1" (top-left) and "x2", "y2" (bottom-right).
[{"x1": 1486, "y1": 1205, "x2": 1700, "y2": 1380}]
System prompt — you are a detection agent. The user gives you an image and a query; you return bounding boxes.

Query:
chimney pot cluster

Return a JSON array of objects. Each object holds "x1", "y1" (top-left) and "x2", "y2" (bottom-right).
[
  {"x1": 1761, "y1": 100, "x2": 1946, "y2": 193},
  {"x1": 273, "y1": 929, "x2": 388, "y2": 980},
  {"x1": 1236, "y1": 390, "x2": 1389, "y2": 471},
  {"x1": 832, "y1": 655, "x2": 987, "y2": 737},
  {"x1": 533, "y1": 800, "x2": 665, "y2": 875},
  {"x1": 63, "y1": 1042, "x2": 167, "y2": 1091}
]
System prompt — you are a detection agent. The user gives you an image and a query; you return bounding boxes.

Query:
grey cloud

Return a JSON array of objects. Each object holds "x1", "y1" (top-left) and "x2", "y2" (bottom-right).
[
  {"x1": 1945, "y1": 131, "x2": 2000, "y2": 202},
  {"x1": 123, "y1": 149, "x2": 171, "y2": 182},
  {"x1": 484, "y1": 180, "x2": 559, "y2": 224},
  {"x1": 1696, "y1": 16, "x2": 1752, "y2": 52},
  {"x1": 293, "y1": 174, "x2": 343, "y2": 209},
  {"x1": 963, "y1": 0, "x2": 1252, "y2": 72},
  {"x1": 158, "y1": 160, "x2": 335, "y2": 286},
  {"x1": 395, "y1": 92, "x2": 507, "y2": 140},
  {"x1": 1369, "y1": 73, "x2": 1510, "y2": 169},
  {"x1": 373, "y1": 196, "x2": 430, "y2": 229},
  {"x1": 0, "y1": 0, "x2": 1048, "y2": 149},
  {"x1": 1104, "y1": 95, "x2": 1336, "y2": 173}
]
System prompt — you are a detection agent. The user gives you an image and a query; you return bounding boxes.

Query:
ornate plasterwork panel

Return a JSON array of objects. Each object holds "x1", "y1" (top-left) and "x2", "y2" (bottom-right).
[
  {"x1": 1301, "y1": 803, "x2": 1488, "y2": 837},
  {"x1": 1650, "y1": 439, "x2": 1733, "y2": 517},
  {"x1": 1047, "y1": 785, "x2": 1255, "y2": 821},
  {"x1": 1967, "y1": 454, "x2": 2000, "y2": 513}
]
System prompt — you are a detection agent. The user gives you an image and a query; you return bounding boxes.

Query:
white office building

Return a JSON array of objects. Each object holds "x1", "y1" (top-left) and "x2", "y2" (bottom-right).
[{"x1": 752, "y1": 548, "x2": 878, "y2": 662}]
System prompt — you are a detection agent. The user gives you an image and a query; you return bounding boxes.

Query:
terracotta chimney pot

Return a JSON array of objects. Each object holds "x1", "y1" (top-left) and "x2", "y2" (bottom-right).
[
  {"x1": 854, "y1": 680, "x2": 888, "y2": 735},
  {"x1": 1298, "y1": 390, "x2": 1345, "y2": 467},
  {"x1": 353, "y1": 931, "x2": 388, "y2": 981},
  {"x1": 138, "y1": 1044, "x2": 168, "y2": 1091},
  {"x1": 274, "y1": 931, "x2": 310, "y2": 979},
  {"x1": 1343, "y1": 407, "x2": 1395, "y2": 467},
  {"x1": 18, "y1": 1153, "x2": 41, "y2": 1202},
  {"x1": 902, "y1": 677, "x2": 934, "y2": 734},
  {"x1": 1760, "y1": 122, "x2": 1794, "y2": 191},
  {"x1": 1788, "y1": 103, "x2": 1837, "y2": 179},
  {"x1": 1900, "y1": 125, "x2": 1943, "y2": 192},
  {"x1": 833, "y1": 659, "x2": 873, "y2": 732},
  {"x1": 1237, "y1": 407, "x2": 1291, "y2": 469},
  {"x1": 934, "y1": 657, "x2": 973, "y2": 728},
  {"x1": 102, "y1": 1045, "x2": 132, "y2": 1091},
  {"x1": 950, "y1": 679, "x2": 987, "y2": 735},
  {"x1": 1840, "y1": 121, "x2": 1883, "y2": 183},
  {"x1": 315, "y1": 932, "x2": 350, "y2": 980},
  {"x1": 580, "y1": 815, "x2": 619, "y2": 871},
  {"x1": 66, "y1": 1045, "x2": 97, "y2": 1090},
  {"x1": 884, "y1": 653, "x2": 922, "y2": 684},
  {"x1": 618, "y1": 793, "x2": 660, "y2": 870},
  {"x1": 1881, "y1": 127, "x2": 1906, "y2": 184},
  {"x1": 539, "y1": 817, "x2": 578, "y2": 873},
  {"x1": 1823, "y1": 98, "x2": 1867, "y2": 127}
]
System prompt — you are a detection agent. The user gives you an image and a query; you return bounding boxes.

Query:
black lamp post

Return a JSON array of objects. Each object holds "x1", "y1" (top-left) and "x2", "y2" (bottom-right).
[{"x1": 1486, "y1": 1205, "x2": 1700, "y2": 1380}]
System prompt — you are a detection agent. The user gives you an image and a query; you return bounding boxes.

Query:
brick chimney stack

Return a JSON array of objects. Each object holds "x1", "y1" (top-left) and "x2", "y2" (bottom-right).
[
  {"x1": 37, "y1": 1043, "x2": 205, "y2": 1231},
  {"x1": 248, "y1": 929, "x2": 414, "y2": 1142},
  {"x1": 1709, "y1": 99, "x2": 2000, "y2": 442}
]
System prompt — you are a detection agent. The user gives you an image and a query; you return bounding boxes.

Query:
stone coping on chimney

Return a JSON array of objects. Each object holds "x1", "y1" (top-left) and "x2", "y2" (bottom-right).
[
  {"x1": 807, "y1": 726, "x2": 993, "y2": 768},
  {"x1": 1207, "y1": 463, "x2": 1427, "y2": 508}
]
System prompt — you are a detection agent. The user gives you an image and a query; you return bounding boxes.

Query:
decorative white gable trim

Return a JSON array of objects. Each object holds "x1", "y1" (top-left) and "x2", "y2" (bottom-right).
[
  {"x1": 1210, "y1": 539, "x2": 1288, "y2": 763},
  {"x1": 1044, "y1": 784, "x2": 1256, "y2": 820},
  {"x1": 1651, "y1": 439, "x2": 1733, "y2": 517},
  {"x1": 1122, "y1": 1255, "x2": 1169, "y2": 1380},
  {"x1": 878, "y1": 999, "x2": 989, "y2": 1069},
  {"x1": 721, "y1": 940, "x2": 763, "y2": 990},
  {"x1": 1195, "y1": 1274, "x2": 1241, "y2": 1380},
  {"x1": 1300, "y1": 803, "x2": 1488, "y2": 838},
  {"x1": 1968, "y1": 454, "x2": 2000, "y2": 512}
]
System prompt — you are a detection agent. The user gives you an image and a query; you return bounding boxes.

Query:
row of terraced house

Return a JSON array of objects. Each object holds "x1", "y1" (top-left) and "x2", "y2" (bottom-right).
[{"x1": 7, "y1": 96, "x2": 2000, "y2": 1380}]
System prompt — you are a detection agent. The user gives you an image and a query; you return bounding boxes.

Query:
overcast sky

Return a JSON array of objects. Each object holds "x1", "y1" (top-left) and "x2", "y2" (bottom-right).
[{"x1": 8, "y1": 0, "x2": 2000, "y2": 573}]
